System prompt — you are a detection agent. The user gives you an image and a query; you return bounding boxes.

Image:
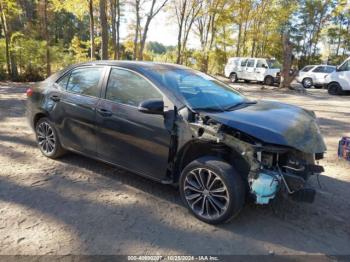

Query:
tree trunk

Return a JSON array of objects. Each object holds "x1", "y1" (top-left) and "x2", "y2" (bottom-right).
[
  {"x1": 0, "y1": 2, "x2": 11, "y2": 77},
  {"x1": 43, "y1": 0, "x2": 51, "y2": 76},
  {"x1": 236, "y1": 23, "x2": 241, "y2": 56},
  {"x1": 110, "y1": 0, "x2": 117, "y2": 59},
  {"x1": 251, "y1": 39, "x2": 256, "y2": 57},
  {"x1": 138, "y1": 17, "x2": 152, "y2": 60},
  {"x1": 133, "y1": 0, "x2": 140, "y2": 60},
  {"x1": 138, "y1": 0, "x2": 168, "y2": 60},
  {"x1": 279, "y1": 31, "x2": 295, "y2": 89},
  {"x1": 100, "y1": 0, "x2": 108, "y2": 60},
  {"x1": 116, "y1": 0, "x2": 121, "y2": 59},
  {"x1": 89, "y1": 0, "x2": 95, "y2": 60},
  {"x1": 181, "y1": 1, "x2": 200, "y2": 64},
  {"x1": 176, "y1": 0, "x2": 187, "y2": 64}
]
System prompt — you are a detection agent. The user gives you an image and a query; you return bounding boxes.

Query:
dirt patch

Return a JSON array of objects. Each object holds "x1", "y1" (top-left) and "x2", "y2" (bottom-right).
[{"x1": 0, "y1": 81, "x2": 349, "y2": 255}]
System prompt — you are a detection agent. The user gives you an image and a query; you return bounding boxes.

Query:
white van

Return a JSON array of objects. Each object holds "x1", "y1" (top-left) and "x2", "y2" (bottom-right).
[
  {"x1": 224, "y1": 57, "x2": 281, "y2": 85},
  {"x1": 326, "y1": 57, "x2": 350, "y2": 95}
]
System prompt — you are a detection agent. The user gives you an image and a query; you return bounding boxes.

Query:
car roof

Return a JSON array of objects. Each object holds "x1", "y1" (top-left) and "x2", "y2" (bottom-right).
[
  {"x1": 50, "y1": 60, "x2": 190, "y2": 85},
  {"x1": 304, "y1": 64, "x2": 335, "y2": 68},
  {"x1": 69, "y1": 60, "x2": 189, "y2": 71},
  {"x1": 50, "y1": 60, "x2": 194, "y2": 108},
  {"x1": 228, "y1": 57, "x2": 269, "y2": 60}
]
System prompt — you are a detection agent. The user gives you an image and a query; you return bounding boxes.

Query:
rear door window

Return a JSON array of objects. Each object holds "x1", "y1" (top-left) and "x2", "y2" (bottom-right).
[
  {"x1": 312, "y1": 66, "x2": 325, "y2": 73},
  {"x1": 301, "y1": 66, "x2": 314, "y2": 72},
  {"x1": 66, "y1": 67, "x2": 105, "y2": 97},
  {"x1": 56, "y1": 74, "x2": 70, "y2": 90}
]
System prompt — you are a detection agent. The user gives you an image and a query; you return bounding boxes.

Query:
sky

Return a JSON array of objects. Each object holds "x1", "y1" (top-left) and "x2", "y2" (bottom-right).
[{"x1": 119, "y1": 5, "x2": 200, "y2": 48}]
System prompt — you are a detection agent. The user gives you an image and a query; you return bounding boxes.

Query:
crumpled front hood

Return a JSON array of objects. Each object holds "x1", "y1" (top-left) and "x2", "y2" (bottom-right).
[{"x1": 206, "y1": 100, "x2": 327, "y2": 154}]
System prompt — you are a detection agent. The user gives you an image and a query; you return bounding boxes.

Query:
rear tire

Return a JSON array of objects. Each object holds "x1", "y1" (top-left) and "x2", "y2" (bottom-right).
[
  {"x1": 35, "y1": 117, "x2": 65, "y2": 159},
  {"x1": 264, "y1": 76, "x2": 274, "y2": 86},
  {"x1": 328, "y1": 82, "x2": 343, "y2": 95},
  {"x1": 179, "y1": 156, "x2": 245, "y2": 224}
]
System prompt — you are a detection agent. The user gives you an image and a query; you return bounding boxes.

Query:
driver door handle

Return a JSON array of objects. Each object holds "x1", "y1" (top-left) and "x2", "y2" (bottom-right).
[
  {"x1": 50, "y1": 95, "x2": 60, "y2": 102},
  {"x1": 97, "y1": 108, "x2": 112, "y2": 117}
]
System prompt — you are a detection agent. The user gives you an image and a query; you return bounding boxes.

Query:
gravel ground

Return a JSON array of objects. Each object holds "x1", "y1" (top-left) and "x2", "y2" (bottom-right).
[{"x1": 0, "y1": 81, "x2": 349, "y2": 256}]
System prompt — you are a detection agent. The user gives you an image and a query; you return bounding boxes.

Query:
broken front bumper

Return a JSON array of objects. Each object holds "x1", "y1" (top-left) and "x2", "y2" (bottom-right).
[{"x1": 250, "y1": 163, "x2": 324, "y2": 205}]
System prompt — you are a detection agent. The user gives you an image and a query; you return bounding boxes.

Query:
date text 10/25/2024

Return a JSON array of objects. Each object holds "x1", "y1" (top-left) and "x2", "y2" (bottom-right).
[{"x1": 127, "y1": 256, "x2": 219, "y2": 261}]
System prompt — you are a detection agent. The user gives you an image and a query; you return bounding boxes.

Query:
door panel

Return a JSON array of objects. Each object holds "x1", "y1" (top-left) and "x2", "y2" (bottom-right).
[
  {"x1": 255, "y1": 59, "x2": 268, "y2": 81},
  {"x1": 312, "y1": 66, "x2": 327, "y2": 84},
  {"x1": 96, "y1": 67, "x2": 172, "y2": 180},
  {"x1": 245, "y1": 59, "x2": 256, "y2": 80},
  {"x1": 337, "y1": 60, "x2": 350, "y2": 90},
  {"x1": 237, "y1": 59, "x2": 247, "y2": 79},
  {"x1": 96, "y1": 100, "x2": 171, "y2": 179},
  {"x1": 50, "y1": 66, "x2": 106, "y2": 156},
  {"x1": 58, "y1": 92, "x2": 99, "y2": 155}
]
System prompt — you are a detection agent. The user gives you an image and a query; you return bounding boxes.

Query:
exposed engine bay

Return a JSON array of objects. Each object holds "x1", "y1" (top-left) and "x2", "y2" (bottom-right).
[
  {"x1": 250, "y1": 148, "x2": 324, "y2": 204},
  {"x1": 176, "y1": 107, "x2": 325, "y2": 205}
]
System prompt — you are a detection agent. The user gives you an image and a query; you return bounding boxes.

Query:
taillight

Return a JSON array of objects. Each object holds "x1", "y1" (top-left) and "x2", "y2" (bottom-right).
[{"x1": 26, "y1": 88, "x2": 33, "y2": 97}]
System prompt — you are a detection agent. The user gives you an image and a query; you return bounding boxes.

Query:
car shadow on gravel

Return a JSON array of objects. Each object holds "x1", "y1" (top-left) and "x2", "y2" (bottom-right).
[
  {"x1": 3, "y1": 150, "x2": 348, "y2": 254},
  {"x1": 0, "y1": 133, "x2": 37, "y2": 148}
]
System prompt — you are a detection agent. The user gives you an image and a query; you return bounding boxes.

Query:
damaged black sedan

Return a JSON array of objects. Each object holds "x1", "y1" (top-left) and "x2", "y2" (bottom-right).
[{"x1": 26, "y1": 61, "x2": 326, "y2": 224}]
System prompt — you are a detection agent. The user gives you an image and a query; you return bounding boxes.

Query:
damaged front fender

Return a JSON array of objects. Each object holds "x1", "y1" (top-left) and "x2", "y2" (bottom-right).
[{"x1": 178, "y1": 110, "x2": 324, "y2": 205}]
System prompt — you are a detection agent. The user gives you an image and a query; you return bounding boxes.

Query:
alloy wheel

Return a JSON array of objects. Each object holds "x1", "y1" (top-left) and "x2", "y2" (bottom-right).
[
  {"x1": 183, "y1": 168, "x2": 229, "y2": 220},
  {"x1": 37, "y1": 121, "x2": 56, "y2": 155},
  {"x1": 303, "y1": 78, "x2": 312, "y2": 88}
]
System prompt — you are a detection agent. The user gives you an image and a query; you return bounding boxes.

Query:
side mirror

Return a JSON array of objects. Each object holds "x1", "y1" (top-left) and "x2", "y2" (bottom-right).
[
  {"x1": 138, "y1": 99, "x2": 164, "y2": 115},
  {"x1": 262, "y1": 64, "x2": 268, "y2": 69}
]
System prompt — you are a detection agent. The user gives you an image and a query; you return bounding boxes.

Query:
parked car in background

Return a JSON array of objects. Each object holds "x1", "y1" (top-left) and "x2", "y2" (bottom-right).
[
  {"x1": 296, "y1": 65, "x2": 336, "y2": 89},
  {"x1": 224, "y1": 57, "x2": 281, "y2": 85},
  {"x1": 326, "y1": 57, "x2": 350, "y2": 95},
  {"x1": 26, "y1": 61, "x2": 326, "y2": 224}
]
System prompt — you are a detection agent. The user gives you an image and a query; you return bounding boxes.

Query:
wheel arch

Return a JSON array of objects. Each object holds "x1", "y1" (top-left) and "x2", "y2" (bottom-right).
[
  {"x1": 33, "y1": 112, "x2": 48, "y2": 128},
  {"x1": 229, "y1": 72, "x2": 238, "y2": 81},
  {"x1": 327, "y1": 81, "x2": 341, "y2": 89},
  {"x1": 264, "y1": 75, "x2": 274, "y2": 81},
  {"x1": 327, "y1": 81, "x2": 343, "y2": 95},
  {"x1": 302, "y1": 76, "x2": 313, "y2": 81},
  {"x1": 173, "y1": 140, "x2": 250, "y2": 183}
]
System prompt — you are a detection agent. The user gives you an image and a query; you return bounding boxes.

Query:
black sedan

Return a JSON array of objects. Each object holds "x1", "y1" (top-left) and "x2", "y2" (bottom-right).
[{"x1": 26, "y1": 61, "x2": 326, "y2": 224}]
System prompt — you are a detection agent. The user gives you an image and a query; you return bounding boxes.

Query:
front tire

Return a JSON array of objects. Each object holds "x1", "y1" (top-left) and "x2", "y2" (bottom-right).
[
  {"x1": 35, "y1": 117, "x2": 65, "y2": 159},
  {"x1": 179, "y1": 156, "x2": 245, "y2": 224},
  {"x1": 328, "y1": 82, "x2": 343, "y2": 95},
  {"x1": 302, "y1": 77, "x2": 313, "y2": 88},
  {"x1": 229, "y1": 72, "x2": 238, "y2": 83}
]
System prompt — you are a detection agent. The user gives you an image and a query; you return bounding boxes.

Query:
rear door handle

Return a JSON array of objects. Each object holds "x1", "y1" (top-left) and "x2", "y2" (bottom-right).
[
  {"x1": 50, "y1": 95, "x2": 60, "y2": 102},
  {"x1": 97, "y1": 108, "x2": 112, "y2": 117}
]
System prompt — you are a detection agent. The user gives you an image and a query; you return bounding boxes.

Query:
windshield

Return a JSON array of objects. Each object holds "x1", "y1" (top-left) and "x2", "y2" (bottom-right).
[
  {"x1": 153, "y1": 68, "x2": 247, "y2": 111},
  {"x1": 267, "y1": 60, "x2": 281, "y2": 69}
]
